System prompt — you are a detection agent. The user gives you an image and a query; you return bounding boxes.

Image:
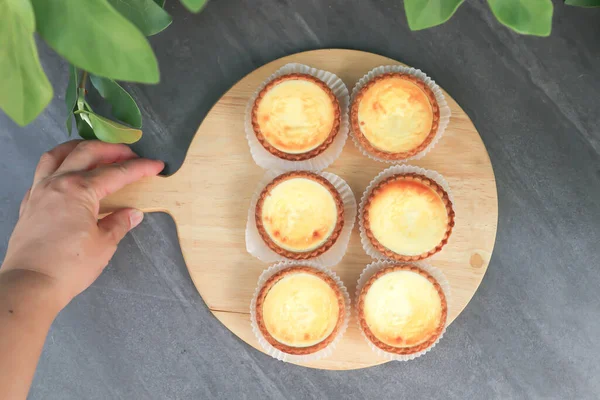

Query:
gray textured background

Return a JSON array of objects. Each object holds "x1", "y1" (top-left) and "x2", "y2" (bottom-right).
[{"x1": 1, "y1": 1, "x2": 599, "y2": 399}]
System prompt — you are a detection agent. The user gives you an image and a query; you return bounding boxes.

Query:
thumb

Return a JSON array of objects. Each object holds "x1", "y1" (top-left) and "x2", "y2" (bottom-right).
[{"x1": 98, "y1": 208, "x2": 144, "y2": 245}]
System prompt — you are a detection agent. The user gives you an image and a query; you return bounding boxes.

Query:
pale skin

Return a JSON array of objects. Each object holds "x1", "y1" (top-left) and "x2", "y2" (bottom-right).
[{"x1": 0, "y1": 140, "x2": 164, "y2": 399}]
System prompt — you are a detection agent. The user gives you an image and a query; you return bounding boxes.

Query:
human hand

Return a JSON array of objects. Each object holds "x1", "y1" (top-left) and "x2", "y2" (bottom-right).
[{"x1": 0, "y1": 140, "x2": 164, "y2": 312}]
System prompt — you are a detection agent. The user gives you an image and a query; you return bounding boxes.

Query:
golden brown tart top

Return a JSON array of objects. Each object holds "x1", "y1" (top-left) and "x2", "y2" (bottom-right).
[
  {"x1": 255, "y1": 171, "x2": 344, "y2": 259},
  {"x1": 351, "y1": 73, "x2": 440, "y2": 160},
  {"x1": 252, "y1": 73, "x2": 341, "y2": 161},
  {"x1": 255, "y1": 266, "x2": 345, "y2": 355},
  {"x1": 363, "y1": 173, "x2": 454, "y2": 261},
  {"x1": 357, "y1": 264, "x2": 447, "y2": 355}
]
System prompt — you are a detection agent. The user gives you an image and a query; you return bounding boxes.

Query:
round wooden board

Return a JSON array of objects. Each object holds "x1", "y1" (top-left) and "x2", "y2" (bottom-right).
[{"x1": 101, "y1": 49, "x2": 498, "y2": 370}]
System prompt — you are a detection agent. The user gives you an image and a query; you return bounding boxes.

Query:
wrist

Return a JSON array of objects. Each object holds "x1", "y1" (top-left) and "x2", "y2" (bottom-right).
[{"x1": 0, "y1": 268, "x2": 65, "y2": 324}]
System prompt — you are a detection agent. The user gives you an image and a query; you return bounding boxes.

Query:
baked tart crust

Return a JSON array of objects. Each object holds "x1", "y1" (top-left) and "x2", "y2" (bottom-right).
[
  {"x1": 362, "y1": 173, "x2": 454, "y2": 261},
  {"x1": 357, "y1": 264, "x2": 447, "y2": 355},
  {"x1": 255, "y1": 171, "x2": 344, "y2": 259},
  {"x1": 255, "y1": 266, "x2": 345, "y2": 355},
  {"x1": 350, "y1": 73, "x2": 440, "y2": 160},
  {"x1": 251, "y1": 73, "x2": 341, "y2": 161}
]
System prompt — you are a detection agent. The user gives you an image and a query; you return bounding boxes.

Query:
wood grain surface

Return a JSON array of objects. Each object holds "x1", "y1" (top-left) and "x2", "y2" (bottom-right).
[{"x1": 100, "y1": 49, "x2": 498, "y2": 370}]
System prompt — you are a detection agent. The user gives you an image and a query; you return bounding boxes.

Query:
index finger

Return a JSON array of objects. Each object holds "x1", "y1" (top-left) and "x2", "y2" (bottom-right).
[
  {"x1": 56, "y1": 141, "x2": 138, "y2": 174},
  {"x1": 85, "y1": 158, "x2": 164, "y2": 200},
  {"x1": 33, "y1": 140, "x2": 83, "y2": 187}
]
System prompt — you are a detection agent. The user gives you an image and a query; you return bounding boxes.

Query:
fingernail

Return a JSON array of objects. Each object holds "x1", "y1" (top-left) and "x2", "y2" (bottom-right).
[{"x1": 130, "y1": 210, "x2": 144, "y2": 228}]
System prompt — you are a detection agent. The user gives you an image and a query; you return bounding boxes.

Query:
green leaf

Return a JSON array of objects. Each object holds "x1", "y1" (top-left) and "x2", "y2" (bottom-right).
[
  {"x1": 180, "y1": 0, "x2": 208, "y2": 13},
  {"x1": 404, "y1": 0, "x2": 464, "y2": 30},
  {"x1": 65, "y1": 65, "x2": 79, "y2": 134},
  {"x1": 30, "y1": 0, "x2": 160, "y2": 84},
  {"x1": 85, "y1": 111, "x2": 143, "y2": 144},
  {"x1": 488, "y1": 0, "x2": 553, "y2": 36},
  {"x1": 75, "y1": 114, "x2": 96, "y2": 140},
  {"x1": 90, "y1": 75, "x2": 142, "y2": 128},
  {"x1": 107, "y1": 0, "x2": 172, "y2": 36},
  {"x1": 565, "y1": 0, "x2": 600, "y2": 6},
  {"x1": 0, "y1": 0, "x2": 53, "y2": 126},
  {"x1": 154, "y1": 0, "x2": 166, "y2": 6}
]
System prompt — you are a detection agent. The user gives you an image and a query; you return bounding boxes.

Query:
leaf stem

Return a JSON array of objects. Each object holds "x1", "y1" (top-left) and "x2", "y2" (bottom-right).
[{"x1": 79, "y1": 71, "x2": 88, "y2": 90}]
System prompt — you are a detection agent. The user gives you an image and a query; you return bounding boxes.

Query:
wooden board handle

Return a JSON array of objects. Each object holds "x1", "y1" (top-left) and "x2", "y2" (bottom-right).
[{"x1": 100, "y1": 175, "x2": 175, "y2": 214}]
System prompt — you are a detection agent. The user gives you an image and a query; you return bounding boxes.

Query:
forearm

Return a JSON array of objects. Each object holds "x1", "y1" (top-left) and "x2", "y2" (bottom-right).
[{"x1": 0, "y1": 268, "x2": 61, "y2": 400}]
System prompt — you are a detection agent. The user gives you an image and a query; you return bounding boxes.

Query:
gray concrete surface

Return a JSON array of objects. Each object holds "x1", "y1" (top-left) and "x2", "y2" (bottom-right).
[{"x1": 1, "y1": 1, "x2": 599, "y2": 399}]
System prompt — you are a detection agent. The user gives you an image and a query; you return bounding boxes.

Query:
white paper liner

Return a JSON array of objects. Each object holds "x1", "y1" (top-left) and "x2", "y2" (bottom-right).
[
  {"x1": 359, "y1": 165, "x2": 455, "y2": 260},
  {"x1": 246, "y1": 170, "x2": 357, "y2": 267},
  {"x1": 250, "y1": 261, "x2": 351, "y2": 363},
  {"x1": 245, "y1": 63, "x2": 350, "y2": 171},
  {"x1": 350, "y1": 65, "x2": 451, "y2": 163},
  {"x1": 355, "y1": 260, "x2": 451, "y2": 361}
]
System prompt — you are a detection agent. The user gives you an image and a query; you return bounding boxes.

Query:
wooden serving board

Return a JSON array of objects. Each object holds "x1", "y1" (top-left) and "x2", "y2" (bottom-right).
[{"x1": 101, "y1": 49, "x2": 498, "y2": 370}]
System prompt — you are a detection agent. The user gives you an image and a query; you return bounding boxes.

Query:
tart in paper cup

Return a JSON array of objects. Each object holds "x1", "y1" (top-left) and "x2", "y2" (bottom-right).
[
  {"x1": 359, "y1": 165, "x2": 455, "y2": 261},
  {"x1": 350, "y1": 65, "x2": 451, "y2": 163},
  {"x1": 250, "y1": 261, "x2": 351, "y2": 363},
  {"x1": 355, "y1": 260, "x2": 450, "y2": 361},
  {"x1": 246, "y1": 170, "x2": 356, "y2": 267},
  {"x1": 245, "y1": 63, "x2": 350, "y2": 171}
]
